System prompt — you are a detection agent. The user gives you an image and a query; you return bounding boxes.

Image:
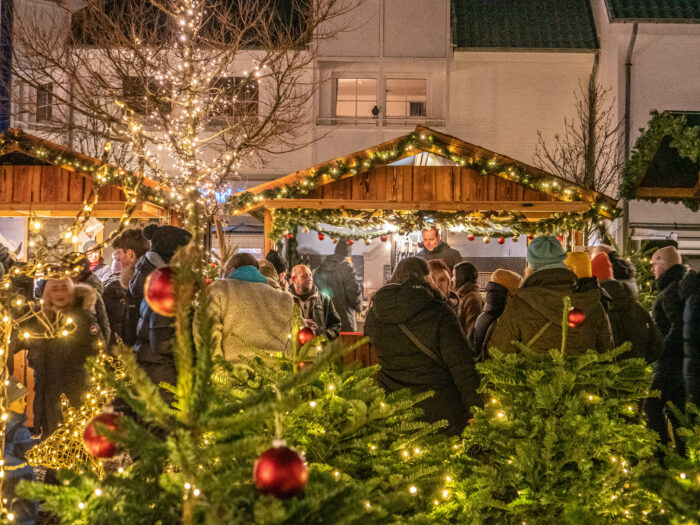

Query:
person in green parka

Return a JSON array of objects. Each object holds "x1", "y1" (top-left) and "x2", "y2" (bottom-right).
[{"x1": 488, "y1": 236, "x2": 613, "y2": 356}]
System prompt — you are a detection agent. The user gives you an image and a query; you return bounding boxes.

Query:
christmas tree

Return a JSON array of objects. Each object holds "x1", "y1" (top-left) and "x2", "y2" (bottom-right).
[
  {"x1": 18, "y1": 238, "x2": 451, "y2": 524},
  {"x1": 431, "y1": 300, "x2": 663, "y2": 524}
]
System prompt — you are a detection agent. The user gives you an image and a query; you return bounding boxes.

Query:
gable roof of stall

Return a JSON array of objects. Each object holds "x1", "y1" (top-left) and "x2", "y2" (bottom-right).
[
  {"x1": 232, "y1": 125, "x2": 617, "y2": 217},
  {"x1": 0, "y1": 129, "x2": 169, "y2": 218}
]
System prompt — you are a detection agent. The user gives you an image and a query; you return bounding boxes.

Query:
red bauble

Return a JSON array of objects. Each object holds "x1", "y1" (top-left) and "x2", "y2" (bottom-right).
[
  {"x1": 297, "y1": 360, "x2": 313, "y2": 369},
  {"x1": 467, "y1": 234, "x2": 475, "y2": 241},
  {"x1": 297, "y1": 327, "x2": 315, "y2": 345},
  {"x1": 205, "y1": 278, "x2": 211, "y2": 284},
  {"x1": 83, "y1": 413, "x2": 118, "y2": 458},
  {"x1": 497, "y1": 237, "x2": 505, "y2": 245},
  {"x1": 557, "y1": 235, "x2": 564, "y2": 242},
  {"x1": 254, "y1": 444, "x2": 309, "y2": 499},
  {"x1": 568, "y1": 307, "x2": 586, "y2": 328},
  {"x1": 317, "y1": 233, "x2": 325, "y2": 241},
  {"x1": 346, "y1": 239, "x2": 354, "y2": 246},
  {"x1": 144, "y1": 267, "x2": 175, "y2": 317},
  {"x1": 380, "y1": 235, "x2": 388, "y2": 242},
  {"x1": 211, "y1": 262, "x2": 217, "y2": 268},
  {"x1": 285, "y1": 233, "x2": 294, "y2": 240}
]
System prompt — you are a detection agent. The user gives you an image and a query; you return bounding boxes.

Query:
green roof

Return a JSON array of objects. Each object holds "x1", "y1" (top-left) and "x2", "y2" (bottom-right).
[
  {"x1": 451, "y1": 0, "x2": 599, "y2": 50},
  {"x1": 604, "y1": 0, "x2": 700, "y2": 22}
]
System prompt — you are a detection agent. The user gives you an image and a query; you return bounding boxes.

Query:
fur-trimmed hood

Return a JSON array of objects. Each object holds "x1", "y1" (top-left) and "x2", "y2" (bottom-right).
[{"x1": 73, "y1": 283, "x2": 99, "y2": 312}]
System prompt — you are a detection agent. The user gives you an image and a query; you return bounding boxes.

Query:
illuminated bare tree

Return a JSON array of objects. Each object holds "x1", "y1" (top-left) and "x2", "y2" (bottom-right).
[{"x1": 8, "y1": 0, "x2": 357, "y2": 215}]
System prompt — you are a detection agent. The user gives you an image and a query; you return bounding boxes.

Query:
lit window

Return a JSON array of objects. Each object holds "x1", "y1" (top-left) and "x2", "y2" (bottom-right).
[
  {"x1": 385, "y1": 79, "x2": 426, "y2": 118},
  {"x1": 36, "y1": 83, "x2": 53, "y2": 122},
  {"x1": 335, "y1": 78, "x2": 376, "y2": 118}
]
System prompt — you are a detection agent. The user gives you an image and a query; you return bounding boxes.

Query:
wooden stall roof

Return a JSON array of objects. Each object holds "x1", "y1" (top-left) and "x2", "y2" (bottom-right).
[
  {"x1": 0, "y1": 129, "x2": 168, "y2": 218},
  {"x1": 239, "y1": 125, "x2": 617, "y2": 214}
]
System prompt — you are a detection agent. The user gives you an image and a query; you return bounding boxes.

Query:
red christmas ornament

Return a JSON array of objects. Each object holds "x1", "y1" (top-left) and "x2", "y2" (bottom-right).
[
  {"x1": 380, "y1": 234, "x2": 388, "y2": 242},
  {"x1": 254, "y1": 443, "x2": 309, "y2": 499},
  {"x1": 467, "y1": 234, "x2": 475, "y2": 241},
  {"x1": 346, "y1": 239, "x2": 354, "y2": 246},
  {"x1": 83, "y1": 413, "x2": 118, "y2": 458},
  {"x1": 568, "y1": 307, "x2": 586, "y2": 328},
  {"x1": 144, "y1": 267, "x2": 175, "y2": 317},
  {"x1": 285, "y1": 233, "x2": 294, "y2": 240},
  {"x1": 297, "y1": 327, "x2": 315, "y2": 345},
  {"x1": 205, "y1": 278, "x2": 211, "y2": 284},
  {"x1": 317, "y1": 233, "x2": 325, "y2": 241},
  {"x1": 297, "y1": 360, "x2": 313, "y2": 369},
  {"x1": 497, "y1": 237, "x2": 505, "y2": 245},
  {"x1": 557, "y1": 235, "x2": 564, "y2": 243},
  {"x1": 211, "y1": 262, "x2": 217, "y2": 268}
]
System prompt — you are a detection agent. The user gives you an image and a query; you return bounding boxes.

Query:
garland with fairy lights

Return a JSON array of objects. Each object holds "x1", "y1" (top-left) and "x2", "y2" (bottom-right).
[
  {"x1": 621, "y1": 111, "x2": 700, "y2": 212},
  {"x1": 269, "y1": 201, "x2": 620, "y2": 243},
  {"x1": 226, "y1": 131, "x2": 610, "y2": 214},
  {"x1": 0, "y1": 129, "x2": 169, "y2": 206}
]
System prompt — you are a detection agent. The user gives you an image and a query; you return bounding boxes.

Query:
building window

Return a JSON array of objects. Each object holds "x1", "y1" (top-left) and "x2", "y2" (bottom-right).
[
  {"x1": 209, "y1": 77, "x2": 259, "y2": 121},
  {"x1": 122, "y1": 76, "x2": 171, "y2": 116},
  {"x1": 36, "y1": 83, "x2": 53, "y2": 122},
  {"x1": 335, "y1": 78, "x2": 376, "y2": 118},
  {"x1": 385, "y1": 79, "x2": 426, "y2": 118}
]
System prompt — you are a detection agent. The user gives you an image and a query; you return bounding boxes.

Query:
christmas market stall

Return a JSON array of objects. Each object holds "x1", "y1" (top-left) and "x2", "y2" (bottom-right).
[{"x1": 227, "y1": 125, "x2": 618, "y2": 364}]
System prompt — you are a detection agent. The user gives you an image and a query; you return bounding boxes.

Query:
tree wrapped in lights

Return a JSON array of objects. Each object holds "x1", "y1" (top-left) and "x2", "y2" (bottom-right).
[
  {"x1": 19, "y1": 251, "x2": 451, "y2": 524},
  {"x1": 432, "y1": 300, "x2": 662, "y2": 524}
]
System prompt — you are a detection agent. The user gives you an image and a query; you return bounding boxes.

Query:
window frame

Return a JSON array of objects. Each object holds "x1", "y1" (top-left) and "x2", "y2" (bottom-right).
[
  {"x1": 36, "y1": 82, "x2": 53, "y2": 122},
  {"x1": 383, "y1": 77, "x2": 428, "y2": 119},
  {"x1": 208, "y1": 76, "x2": 259, "y2": 123},
  {"x1": 333, "y1": 77, "x2": 378, "y2": 119}
]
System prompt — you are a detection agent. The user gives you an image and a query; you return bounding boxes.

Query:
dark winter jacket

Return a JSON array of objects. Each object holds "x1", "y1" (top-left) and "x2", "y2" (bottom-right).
[
  {"x1": 102, "y1": 272, "x2": 127, "y2": 346},
  {"x1": 3, "y1": 411, "x2": 38, "y2": 525},
  {"x1": 488, "y1": 268, "x2": 613, "y2": 356},
  {"x1": 124, "y1": 254, "x2": 161, "y2": 346},
  {"x1": 472, "y1": 281, "x2": 510, "y2": 361},
  {"x1": 291, "y1": 285, "x2": 342, "y2": 340},
  {"x1": 454, "y1": 281, "x2": 483, "y2": 341},
  {"x1": 652, "y1": 264, "x2": 687, "y2": 362},
  {"x1": 577, "y1": 277, "x2": 612, "y2": 312},
  {"x1": 27, "y1": 284, "x2": 103, "y2": 435},
  {"x1": 313, "y1": 255, "x2": 363, "y2": 332},
  {"x1": 600, "y1": 279, "x2": 663, "y2": 362},
  {"x1": 607, "y1": 250, "x2": 639, "y2": 296},
  {"x1": 417, "y1": 241, "x2": 462, "y2": 269},
  {"x1": 679, "y1": 270, "x2": 700, "y2": 406},
  {"x1": 131, "y1": 252, "x2": 177, "y2": 388},
  {"x1": 364, "y1": 278, "x2": 482, "y2": 436}
]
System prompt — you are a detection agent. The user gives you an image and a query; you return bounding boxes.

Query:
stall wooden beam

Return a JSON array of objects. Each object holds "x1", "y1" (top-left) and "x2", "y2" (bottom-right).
[
  {"x1": 635, "y1": 187, "x2": 697, "y2": 198},
  {"x1": 260, "y1": 199, "x2": 590, "y2": 213},
  {"x1": 0, "y1": 201, "x2": 168, "y2": 218},
  {"x1": 263, "y1": 208, "x2": 273, "y2": 254}
]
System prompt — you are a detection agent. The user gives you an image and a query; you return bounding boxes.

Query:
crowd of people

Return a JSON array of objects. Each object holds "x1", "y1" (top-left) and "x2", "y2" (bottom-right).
[{"x1": 1, "y1": 224, "x2": 700, "y2": 522}]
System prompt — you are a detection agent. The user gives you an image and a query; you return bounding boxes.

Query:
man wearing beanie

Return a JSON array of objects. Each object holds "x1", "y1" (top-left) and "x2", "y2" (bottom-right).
[
  {"x1": 130, "y1": 224, "x2": 192, "y2": 393},
  {"x1": 646, "y1": 244, "x2": 687, "y2": 452},
  {"x1": 472, "y1": 269, "x2": 522, "y2": 361},
  {"x1": 489, "y1": 235, "x2": 612, "y2": 356},
  {"x1": 592, "y1": 252, "x2": 663, "y2": 363},
  {"x1": 313, "y1": 240, "x2": 363, "y2": 332}
]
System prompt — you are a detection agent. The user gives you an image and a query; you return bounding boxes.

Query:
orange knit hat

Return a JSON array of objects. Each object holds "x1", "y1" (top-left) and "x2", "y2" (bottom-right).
[{"x1": 591, "y1": 252, "x2": 614, "y2": 280}]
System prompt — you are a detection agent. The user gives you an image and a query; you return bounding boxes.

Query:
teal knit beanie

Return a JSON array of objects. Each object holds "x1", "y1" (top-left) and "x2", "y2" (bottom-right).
[{"x1": 527, "y1": 235, "x2": 567, "y2": 271}]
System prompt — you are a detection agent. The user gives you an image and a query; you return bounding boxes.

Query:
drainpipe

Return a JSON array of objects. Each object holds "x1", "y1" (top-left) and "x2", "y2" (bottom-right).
[
  {"x1": 622, "y1": 23, "x2": 638, "y2": 250},
  {"x1": 0, "y1": 0, "x2": 14, "y2": 133}
]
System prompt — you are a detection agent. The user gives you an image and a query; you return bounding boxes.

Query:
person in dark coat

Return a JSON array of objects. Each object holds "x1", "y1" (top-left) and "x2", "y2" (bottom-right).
[
  {"x1": 591, "y1": 252, "x2": 662, "y2": 362},
  {"x1": 592, "y1": 244, "x2": 639, "y2": 297},
  {"x1": 646, "y1": 245, "x2": 687, "y2": 452},
  {"x1": 290, "y1": 264, "x2": 341, "y2": 339},
  {"x1": 452, "y1": 261, "x2": 484, "y2": 341},
  {"x1": 28, "y1": 278, "x2": 104, "y2": 435},
  {"x1": 266, "y1": 249, "x2": 288, "y2": 291},
  {"x1": 472, "y1": 269, "x2": 522, "y2": 361},
  {"x1": 3, "y1": 378, "x2": 39, "y2": 525},
  {"x1": 489, "y1": 236, "x2": 613, "y2": 356},
  {"x1": 417, "y1": 228, "x2": 462, "y2": 269},
  {"x1": 131, "y1": 225, "x2": 191, "y2": 389},
  {"x1": 364, "y1": 257, "x2": 481, "y2": 436},
  {"x1": 679, "y1": 269, "x2": 700, "y2": 407},
  {"x1": 313, "y1": 241, "x2": 363, "y2": 332},
  {"x1": 111, "y1": 228, "x2": 150, "y2": 347}
]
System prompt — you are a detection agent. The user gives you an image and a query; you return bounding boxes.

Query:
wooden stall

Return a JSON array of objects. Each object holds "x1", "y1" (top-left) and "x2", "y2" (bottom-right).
[{"x1": 231, "y1": 125, "x2": 618, "y2": 365}]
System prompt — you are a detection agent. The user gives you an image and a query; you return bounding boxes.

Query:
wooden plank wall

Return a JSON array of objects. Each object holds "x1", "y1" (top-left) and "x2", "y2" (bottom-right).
[
  {"x1": 307, "y1": 166, "x2": 555, "y2": 204},
  {"x1": 0, "y1": 165, "x2": 125, "y2": 204}
]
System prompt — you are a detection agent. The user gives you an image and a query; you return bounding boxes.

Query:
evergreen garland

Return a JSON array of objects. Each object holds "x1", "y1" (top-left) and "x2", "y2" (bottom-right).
[{"x1": 621, "y1": 111, "x2": 700, "y2": 211}]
